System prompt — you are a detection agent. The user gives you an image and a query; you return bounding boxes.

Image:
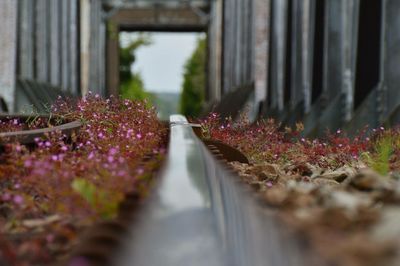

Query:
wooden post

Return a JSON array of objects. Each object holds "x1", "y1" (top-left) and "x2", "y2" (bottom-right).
[
  {"x1": 69, "y1": 0, "x2": 79, "y2": 95},
  {"x1": 106, "y1": 21, "x2": 120, "y2": 97},
  {"x1": 208, "y1": 0, "x2": 223, "y2": 102},
  {"x1": 80, "y1": 0, "x2": 90, "y2": 96},
  {"x1": 253, "y1": 0, "x2": 270, "y2": 104},
  {"x1": 62, "y1": 0, "x2": 71, "y2": 91},
  {"x1": 50, "y1": 0, "x2": 62, "y2": 87},
  {"x1": 18, "y1": 0, "x2": 35, "y2": 79},
  {"x1": 0, "y1": 0, "x2": 18, "y2": 111}
]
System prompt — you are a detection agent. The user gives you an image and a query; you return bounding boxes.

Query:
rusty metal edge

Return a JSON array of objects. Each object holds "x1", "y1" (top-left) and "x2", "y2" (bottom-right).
[
  {"x1": 203, "y1": 138, "x2": 324, "y2": 266},
  {"x1": 0, "y1": 120, "x2": 82, "y2": 145}
]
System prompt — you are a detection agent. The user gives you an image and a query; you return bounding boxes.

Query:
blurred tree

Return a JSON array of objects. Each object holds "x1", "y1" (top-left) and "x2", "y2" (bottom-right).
[
  {"x1": 119, "y1": 34, "x2": 152, "y2": 101},
  {"x1": 179, "y1": 37, "x2": 206, "y2": 117}
]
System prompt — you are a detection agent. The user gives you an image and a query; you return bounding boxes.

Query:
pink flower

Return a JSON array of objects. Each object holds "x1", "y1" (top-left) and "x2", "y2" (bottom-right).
[
  {"x1": 2, "y1": 193, "x2": 11, "y2": 201},
  {"x1": 13, "y1": 195, "x2": 24, "y2": 205},
  {"x1": 109, "y1": 148, "x2": 118, "y2": 155},
  {"x1": 24, "y1": 160, "x2": 33, "y2": 167},
  {"x1": 117, "y1": 170, "x2": 126, "y2": 177},
  {"x1": 136, "y1": 133, "x2": 142, "y2": 140},
  {"x1": 68, "y1": 256, "x2": 90, "y2": 266},
  {"x1": 136, "y1": 168, "x2": 144, "y2": 175},
  {"x1": 46, "y1": 234, "x2": 55, "y2": 243},
  {"x1": 88, "y1": 152, "x2": 95, "y2": 160}
]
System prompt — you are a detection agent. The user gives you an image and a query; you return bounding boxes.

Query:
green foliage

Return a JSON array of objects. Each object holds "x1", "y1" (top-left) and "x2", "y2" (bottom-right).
[
  {"x1": 180, "y1": 37, "x2": 206, "y2": 117},
  {"x1": 120, "y1": 72, "x2": 152, "y2": 101},
  {"x1": 362, "y1": 136, "x2": 393, "y2": 175},
  {"x1": 71, "y1": 178, "x2": 120, "y2": 219},
  {"x1": 119, "y1": 34, "x2": 152, "y2": 101}
]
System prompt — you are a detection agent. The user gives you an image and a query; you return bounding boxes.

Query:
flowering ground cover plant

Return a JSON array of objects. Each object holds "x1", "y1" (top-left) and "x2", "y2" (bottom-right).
[
  {"x1": 199, "y1": 113, "x2": 400, "y2": 266},
  {"x1": 0, "y1": 94, "x2": 167, "y2": 265}
]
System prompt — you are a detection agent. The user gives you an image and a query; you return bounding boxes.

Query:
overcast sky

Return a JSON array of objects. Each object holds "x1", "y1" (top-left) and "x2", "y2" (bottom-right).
[{"x1": 120, "y1": 32, "x2": 204, "y2": 94}]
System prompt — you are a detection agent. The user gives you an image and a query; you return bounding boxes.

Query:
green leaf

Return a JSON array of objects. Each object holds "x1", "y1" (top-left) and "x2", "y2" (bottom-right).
[
  {"x1": 71, "y1": 178, "x2": 120, "y2": 219},
  {"x1": 71, "y1": 178, "x2": 97, "y2": 207}
]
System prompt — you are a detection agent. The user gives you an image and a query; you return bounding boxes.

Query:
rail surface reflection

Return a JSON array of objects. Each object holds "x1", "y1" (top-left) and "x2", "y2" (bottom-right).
[{"x1": 114, "y1": 115, "x2": 306, "y2": 266}]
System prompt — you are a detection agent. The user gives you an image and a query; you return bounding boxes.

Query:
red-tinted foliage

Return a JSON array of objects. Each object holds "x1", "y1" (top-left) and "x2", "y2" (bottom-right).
[
  {"x1": 199, "y1": 113, "x2": 373, "y2": 169},
  {"x1": 0, "y1": 94, "x2": 167, "y2": 265}
]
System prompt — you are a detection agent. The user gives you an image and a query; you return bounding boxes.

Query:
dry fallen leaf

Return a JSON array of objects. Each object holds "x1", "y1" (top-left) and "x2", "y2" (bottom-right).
[{"x1": 22, "y1": 215, "x2": 61, "y2": 229}]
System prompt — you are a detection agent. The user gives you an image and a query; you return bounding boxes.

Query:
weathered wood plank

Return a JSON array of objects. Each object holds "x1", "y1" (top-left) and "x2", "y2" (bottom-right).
[
  {"x1": 18, "y1": 0, "x2": 35, "y2": 79},
  {"x1": 61, "y1": 0, "x2": 71, "y2": 91},
  {"x1": 0, "y1": 0, "x2": 18, "y2": 111},
  {"x1": 80, "y1": 0, "x2": 91, "y2": 96},
  {"x1": 36, "y1": 0, "x2": 49, "y2": 82},
  {"x1": 50, "y1": 0, "x2": 62, "y2": 87},
  {"x1": 70, "y1": 0, "x2": 79, "y2": 95},
  {"x1": 253, "y1": 0, "x2": 269, "y2": 103}
]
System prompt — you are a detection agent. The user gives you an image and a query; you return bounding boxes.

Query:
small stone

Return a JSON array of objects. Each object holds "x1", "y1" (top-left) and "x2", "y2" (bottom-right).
[
  {"x1": 350, "y1": 169, "x2": 385, "y2": 191},
  {"x1": 313, "y1": 177, "x2": 340, "y2": 187},
  {"x1": 250, "y1": 163, "x2": 281, "y2": 181},
  {"x1": 324, "y1": 190, "x2": 372, "y2": 213},
  {"x1": 263, "y1": 187, "x2": 287, "y2": 207},
  {"x1": 315, "y1": 166, "x2": 357, "y2": 183},
  {"x1": 372, "y1": 207, "x2": 400, "y2": 241}
]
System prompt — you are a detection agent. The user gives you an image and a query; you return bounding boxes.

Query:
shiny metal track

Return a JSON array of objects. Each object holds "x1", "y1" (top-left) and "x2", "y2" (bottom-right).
[{"x1": 113, "y1": 115, "x2": 307, "y2": 266}]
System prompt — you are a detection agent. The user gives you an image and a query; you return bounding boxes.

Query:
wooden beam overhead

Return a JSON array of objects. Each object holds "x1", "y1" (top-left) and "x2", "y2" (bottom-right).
[{"x1": 110, "y1": 7, "x2": 207, "y2": 32}]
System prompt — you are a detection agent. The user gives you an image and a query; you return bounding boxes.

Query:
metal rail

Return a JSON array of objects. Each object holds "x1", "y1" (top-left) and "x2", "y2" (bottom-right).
[
  {"x1": 0, "y1": 120, "x2": 82, "y2": 145},
  {"x1": 112, "y1": 115, "x2": 308, "y2": 266}
]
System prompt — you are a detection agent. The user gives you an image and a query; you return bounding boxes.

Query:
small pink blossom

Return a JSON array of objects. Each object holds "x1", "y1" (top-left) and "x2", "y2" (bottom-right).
[
  {"x1": 136, "y1": 168, "x2": 144, "y2": 175},
  {"x1": 68, "y1": 256, "x2": 90, "y2": 266},
  {"x1": 46, "y1": 234, "x2": 55, "y2": 243},
  {"x1": 2, "y1": 193, "x2": 11, "y2": 201},
  {"x1": 24, "y1": 160, "x2": 33, "y2": 167},
  {"x1": 109, "y1": 148, "x2": 118, "y2": 155},
  {"x1": 13, "y1": 195, "x2": 24, "y2": 205},
  {"x1": 88, "y1": 152, "x2": 95, "y2": 160}
]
